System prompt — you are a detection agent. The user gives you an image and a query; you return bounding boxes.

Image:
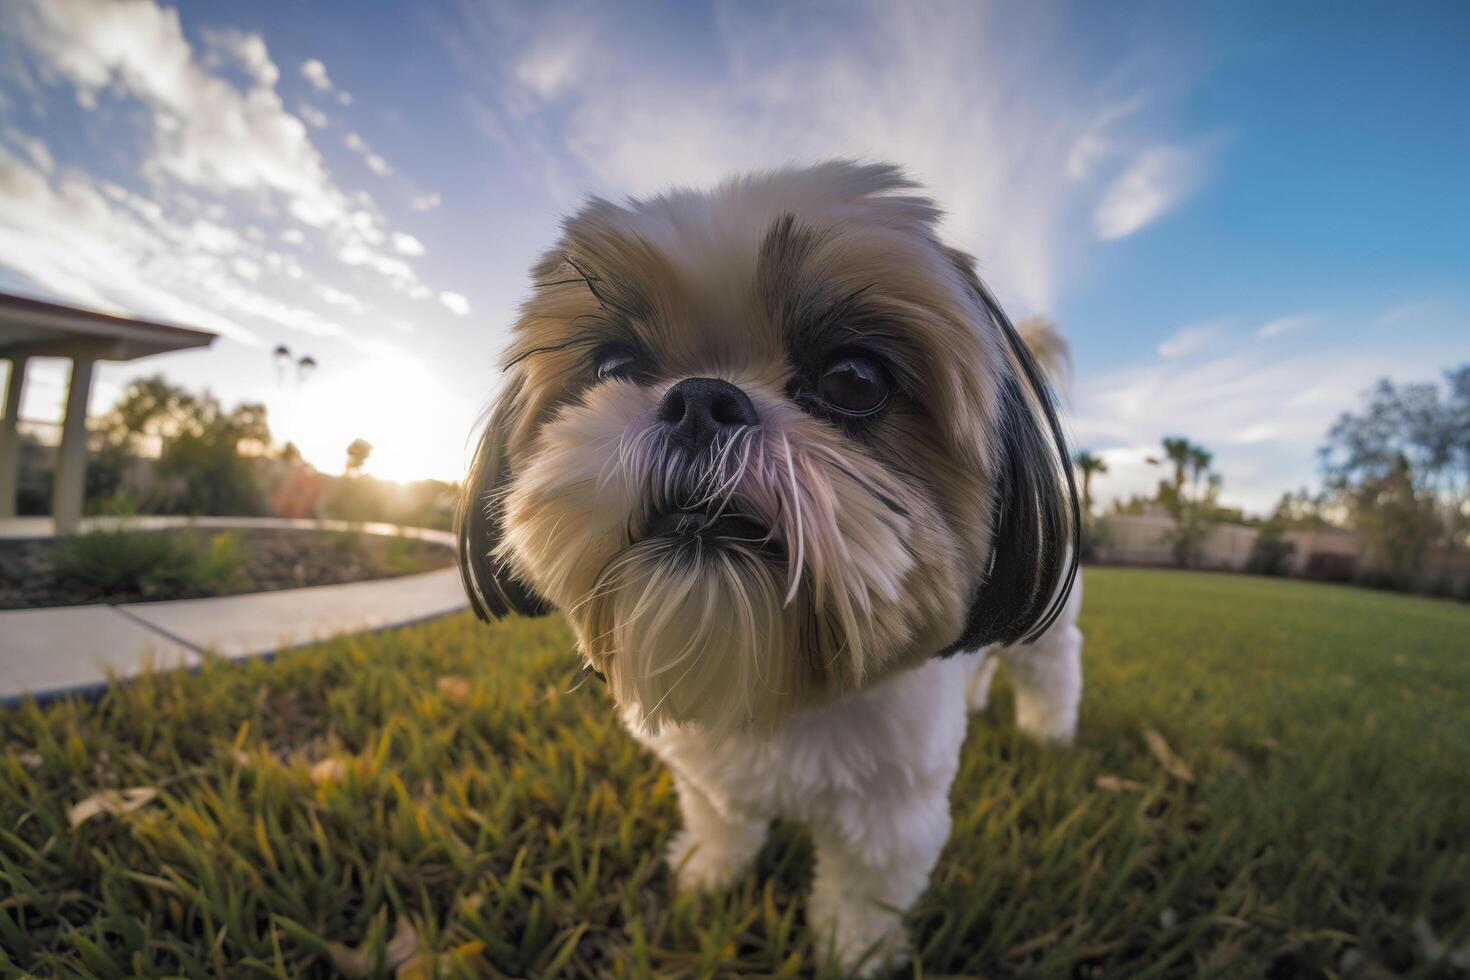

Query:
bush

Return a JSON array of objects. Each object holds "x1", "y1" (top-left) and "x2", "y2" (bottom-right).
[
  {"x1": 1079, "y1": 516, "x2": 1114, "y2": 562},
  {"x1": 52, "y1": 528, "x2": 245, "y2": 600},
  {"x1": 1246, "y1": 523, "x2": 1296, "y2": 576}
]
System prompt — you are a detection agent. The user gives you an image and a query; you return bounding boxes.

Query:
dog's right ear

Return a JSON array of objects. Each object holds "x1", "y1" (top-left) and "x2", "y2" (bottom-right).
[{"x1": 456, "y1": 373, "x2": 553, "y2": 621}]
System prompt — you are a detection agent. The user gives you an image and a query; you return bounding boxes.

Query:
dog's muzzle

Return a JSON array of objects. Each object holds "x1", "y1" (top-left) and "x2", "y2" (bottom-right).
[{"x1": 641, "y1": 507, "x2": 784, "y2": 560}]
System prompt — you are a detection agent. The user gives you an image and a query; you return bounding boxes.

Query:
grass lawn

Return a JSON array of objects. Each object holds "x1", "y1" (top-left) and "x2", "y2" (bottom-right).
[{"x1": 3, "y1": 568, "x2": 1468, "y2": 978}]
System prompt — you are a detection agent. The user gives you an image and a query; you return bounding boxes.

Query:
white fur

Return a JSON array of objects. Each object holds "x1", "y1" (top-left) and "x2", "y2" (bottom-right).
[
  {"x1": 967, "y1": 575, "x2": 1084, "y2": 743},
  {"x1": 630, "y1": 573, "x2": 1084, "y2": 976}
]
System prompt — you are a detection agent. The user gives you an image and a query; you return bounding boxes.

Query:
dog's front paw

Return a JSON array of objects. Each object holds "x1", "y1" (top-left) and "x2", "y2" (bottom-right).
[
  {"x1": 665, "y1": 828, "x2": 759, "y2": 893},
  {"x1": 809, "y1": 897, "x2": 911, "y2": 978},
  {"x1": 1014, "y1": 698, "x2": 1077, "y2": 745}
]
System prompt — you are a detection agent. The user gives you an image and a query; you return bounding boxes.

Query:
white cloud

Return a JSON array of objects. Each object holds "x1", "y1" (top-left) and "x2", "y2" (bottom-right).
[
  {"x1": 0, "y1": 144, "x2": 261, "y2": 344},
  {"x1": 439, "y1": 291, "x2": 471, "y2": 316},
  {"x1": 204, "y1": 29, "x2": 278, "y2": 89},
  {"x1": 1094, "y1": 144, "x2": 1209, "y2": 240},
  {"x1": 13, "y1": 0, "x2": 357, "y2": 237},
  {"x1": 1157, "y1": 321, "x2": 1220, "y2": 358},
  {"x1": 409, "y1": 191, "x2": 441, "y2": 211},
  {"x1": 513, "y1": 25, "x2": 593, "y2": 100},
  {"x1": 1066, "y1": 94, "x2": 1148, "y2": 182},
  {"x1": 391, "y1": 232, "x2": 425, "y2": 256},
  {"x1": 338, "y1": 242, "x2": 413, "y2": 284},
  {"x1": 3, "y1": 127, "x2": 54, "y2": 173},
  {"x1": 454, "y1": 2, "x2": 1212, "y2": 318},
  {"x1": 1257, "y1": 312, "x2": 1316, "y2": 338},
  {"x1": 297, "y1": 103, "x2": 327, "y2": 129},
  {"x1": 3, "y1": 0, "x2": 472, "y2": 312},
  {"x1": 344, "y1": 131, "x2": 391, "y2": 176},
  {"x1": 300, "y1": 58, "x2": 333, "y2": 92},
  {"x1": 1379, "y1": 301, "x2": 1435, "y2": 325},
  {"x1": 317, "y1": 284, "x2": 365, "y2": 313}
]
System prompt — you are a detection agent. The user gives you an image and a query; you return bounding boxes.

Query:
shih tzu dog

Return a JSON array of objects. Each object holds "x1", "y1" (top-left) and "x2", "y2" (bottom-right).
[{"x1": 458, "y1": 161, "x2": 1083, "y2": 976}]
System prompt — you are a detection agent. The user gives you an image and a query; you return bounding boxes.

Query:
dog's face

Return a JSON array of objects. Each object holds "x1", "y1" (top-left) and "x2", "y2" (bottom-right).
[{"x1": 459, "y1": 162, "x2": 1076, "y2": 736}]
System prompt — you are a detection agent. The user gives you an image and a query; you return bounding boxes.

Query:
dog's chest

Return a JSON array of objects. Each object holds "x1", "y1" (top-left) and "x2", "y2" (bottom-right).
[{"x1": 628, "y1": 655, "x2": 976, "y2": 821}]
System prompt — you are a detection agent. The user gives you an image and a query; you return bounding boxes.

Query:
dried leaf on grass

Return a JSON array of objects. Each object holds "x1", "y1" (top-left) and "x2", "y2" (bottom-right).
[
  {"x1": 436, "y1": 675, "x2": 471, "y2": 702},
  {"x1": 395, "y1": 940, "x2": 488, "y2": 980},
  {"x1": 329, "y1": 919, "x2": 417, "y2": 978},
  {"x1": 1095, "y1": 775, "x2": 1145, "y2": 793},
  {"x1": 68, "y1": 787, "x2": 159, "y2": 828},
  {"x1": 1144, "y1": 729, "x2": 1195, "y2": 783},
  {"x1": 311, "y1": 758, "x2": 349, "y2": 784}
]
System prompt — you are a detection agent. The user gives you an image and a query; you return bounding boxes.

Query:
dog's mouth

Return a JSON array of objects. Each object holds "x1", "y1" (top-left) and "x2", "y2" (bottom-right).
[{"x1": 640, "y1": 507, "x2": 785, "y2": 560}]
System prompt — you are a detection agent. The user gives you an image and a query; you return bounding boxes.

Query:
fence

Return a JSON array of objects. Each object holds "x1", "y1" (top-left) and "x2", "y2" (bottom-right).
[{"x1": 1093, "y1": 512, "x2": 1470, "y2": 595}]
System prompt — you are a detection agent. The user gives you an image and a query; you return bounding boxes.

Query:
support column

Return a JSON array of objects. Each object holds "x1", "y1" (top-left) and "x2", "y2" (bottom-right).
[
  {"x1": 52, "y1": 357, "x2": 95, "y2": 535},
  {"x1": 0, "y1": 356, "x2": 27, "y2": 519}
]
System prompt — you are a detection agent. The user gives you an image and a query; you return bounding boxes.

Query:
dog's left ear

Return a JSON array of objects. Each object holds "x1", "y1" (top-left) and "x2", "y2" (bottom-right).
[
  {"x1": 456, "y1": 372, "x2": 553, "y2": 621},
  {"x1": 940, "y1": 252, "x2": 1081, "y2": 653}
]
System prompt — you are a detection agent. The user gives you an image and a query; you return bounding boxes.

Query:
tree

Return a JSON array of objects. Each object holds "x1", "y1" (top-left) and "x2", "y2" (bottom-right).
[
  {"x1": 1320, "y1": 366, "x2": 1470, "y2": 587},
  {"x1": 1247, "y1": 494, "x2": 1301, "y2": 577},
  {"x1": 1187, "y1": 446, "x2": 1213, "y2": 495},
  {"x1": 1074, "y1": 450, "x2": 1108, "y2": 516},
  {"x1": 1159, "y1": 436, "x2": 1192, "y2": 492},
  {"x1": 102, "y1": 376, "x2": 199, "y2": 448},
  {"x1": 1148, "y1": 436, "x2": 1226, "y2": 568},
  {"x1": 100, "y1": 376, "x2": 271, "y2": 515},
  {"x1": 345, "y1": 439, "x2": 373, "y2": 476}
]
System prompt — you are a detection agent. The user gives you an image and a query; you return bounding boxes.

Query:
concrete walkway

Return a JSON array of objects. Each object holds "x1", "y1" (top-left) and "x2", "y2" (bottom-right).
[{"x1": 0, "y1": 517, "x2": 468, "y2": 704}]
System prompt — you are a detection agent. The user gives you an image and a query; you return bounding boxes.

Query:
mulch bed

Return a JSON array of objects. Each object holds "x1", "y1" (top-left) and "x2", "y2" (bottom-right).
[{"x1": 0, "y1": 527, "x2": 453, "y2": 609}]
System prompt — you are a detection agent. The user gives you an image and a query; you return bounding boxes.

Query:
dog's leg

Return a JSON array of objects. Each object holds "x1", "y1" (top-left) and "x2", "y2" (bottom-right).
[
  {"x1": 808, "y1": 794, "x2": 951, "y2": 977},
  {"x1": 998, "y1": 622, "x2": 1082, "y2": 743},
  {"x1": 997, "y1": 578, "x2": 1084, "y2": 744},
  {"x1": 666, "y1": 773, "x2": 768, "y2": 893}
]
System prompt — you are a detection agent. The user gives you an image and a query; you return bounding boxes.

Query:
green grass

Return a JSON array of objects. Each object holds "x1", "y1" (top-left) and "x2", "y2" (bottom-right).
[{"x1": 2, "y1": 568, "x2": 1468, "y2": 978}]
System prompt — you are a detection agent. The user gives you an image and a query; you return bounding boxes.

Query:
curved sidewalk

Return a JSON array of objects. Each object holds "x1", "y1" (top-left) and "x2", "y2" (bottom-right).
[{"x1": 0, "y1": 517, "x2": 469, "y2": 704}]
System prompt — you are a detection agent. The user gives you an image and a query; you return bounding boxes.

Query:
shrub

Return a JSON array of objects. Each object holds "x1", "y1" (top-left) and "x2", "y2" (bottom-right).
[
  {"x1": 203, "y1": 531, "x2": 247, "y2": 587},
  {"x1": 52, "y1": 528, "x2": 245, "y2": 600},
  {"x1": 1079, "y1": 516, "x2": 1114, "y2": 562},
  {"x1": 1246, "y1": 523, "x2": 1296, "y2": 576},
  {"x1": 382, "y1": 535, "x2": 424, "y2": 574}
]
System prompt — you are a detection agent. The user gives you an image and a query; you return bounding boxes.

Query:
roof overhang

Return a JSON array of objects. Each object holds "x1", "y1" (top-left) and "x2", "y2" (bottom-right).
[{"x1": 0, "y1": 292, "x2": 217, "y2": 361}]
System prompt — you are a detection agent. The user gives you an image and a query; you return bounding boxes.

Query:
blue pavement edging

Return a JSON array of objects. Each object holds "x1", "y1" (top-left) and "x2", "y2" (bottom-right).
[{"x1": 2, "y1": 602, "x2": 469, "y2": 709}]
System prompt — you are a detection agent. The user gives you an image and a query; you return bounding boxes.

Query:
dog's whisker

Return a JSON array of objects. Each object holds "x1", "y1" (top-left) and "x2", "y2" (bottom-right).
[{"x1": 779, "y1": 434, "x2": 806, "y2": 607}]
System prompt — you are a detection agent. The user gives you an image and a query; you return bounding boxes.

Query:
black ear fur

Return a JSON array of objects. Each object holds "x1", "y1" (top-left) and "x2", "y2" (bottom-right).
[
  {"x1": 940, "y1": 258, "x2": 1081, "y2": 653},
  {"x1": 456, "y1": 374, "x2": 553, "y2": 621}
]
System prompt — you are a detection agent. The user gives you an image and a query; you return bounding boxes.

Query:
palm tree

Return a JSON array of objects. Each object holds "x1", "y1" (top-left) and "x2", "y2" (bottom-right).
[
  {"x1": 1074, "y1": 450, "x2": 1108, "y2": 515},
  {"x1": 1161, "y1": 436, "x2": 1192, "y2": 491},
  {"x1": 1187, "y1": 446, "x2": 1213, "y2": 497}
]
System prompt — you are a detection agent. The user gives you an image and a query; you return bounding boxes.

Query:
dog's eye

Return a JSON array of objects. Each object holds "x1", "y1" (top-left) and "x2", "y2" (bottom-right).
[
  {"x1": 817, "y1": 354, "x2": 890, "y2": 416},
  {"x1": 595, "y1": 347, "x2": 639, "y2": 382}
]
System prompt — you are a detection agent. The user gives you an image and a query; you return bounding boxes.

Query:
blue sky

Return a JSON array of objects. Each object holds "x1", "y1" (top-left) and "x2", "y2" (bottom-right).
[{"x1": 1, "y1": 1, "x2": 1465, "y2": 507}]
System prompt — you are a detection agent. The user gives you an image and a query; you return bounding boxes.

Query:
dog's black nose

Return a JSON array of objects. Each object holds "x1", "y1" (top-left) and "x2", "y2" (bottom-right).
[{"x1": 658, "y1": 377, "x2": 758, "y2": 452}]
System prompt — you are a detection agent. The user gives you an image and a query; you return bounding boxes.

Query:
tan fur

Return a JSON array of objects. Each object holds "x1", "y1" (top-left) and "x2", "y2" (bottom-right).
[
  {"x1": 479, "y1": 162, "x2": 1045, "y2": 737},
  {"x1": 1015, "y1": 315, "x2": 1072, "y2": 392}
]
